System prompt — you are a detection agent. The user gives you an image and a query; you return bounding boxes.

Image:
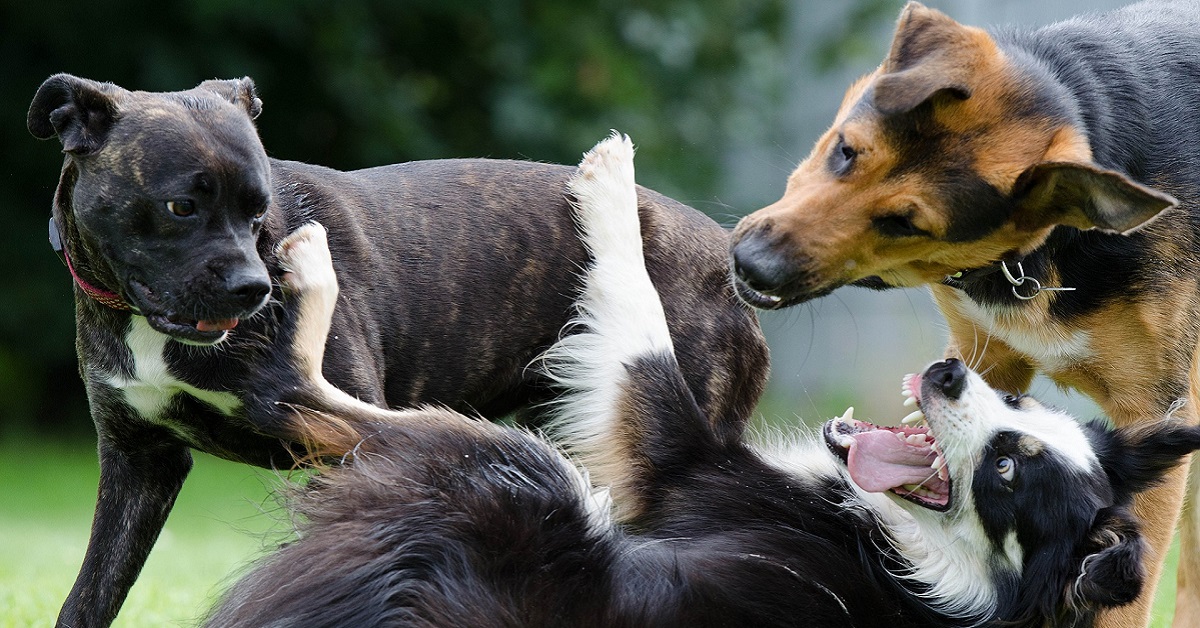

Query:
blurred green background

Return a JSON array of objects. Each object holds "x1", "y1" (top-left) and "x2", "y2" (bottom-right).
[{"x1": 0, "y1": 0, "x2": 1169, "y2": 626}]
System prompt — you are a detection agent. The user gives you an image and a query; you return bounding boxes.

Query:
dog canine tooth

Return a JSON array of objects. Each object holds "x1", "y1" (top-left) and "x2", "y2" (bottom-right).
[
  {"x1": 901, "y1": 410, "x2": 925, "y2": 425},
  {"x1": 903, "y1": 396, "x2": 918, "y2": 408}
]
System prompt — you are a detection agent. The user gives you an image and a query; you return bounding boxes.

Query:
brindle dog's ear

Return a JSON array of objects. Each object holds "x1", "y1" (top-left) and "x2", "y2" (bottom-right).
[
  {"x1": 1072, "y1": 507, "x2": 1146, "y2": 608},
  {"x1": 1012, "y1": 161, "x2": 1177, "y2": 234},
  {"x1": 28, "y1": 73, "x2": 123, "y2": 155},
  {"x1": 872, "y1": 2, "x2": 972, "y2": 115},
  {"x1": 197, "y1": 77, "x2": 263, "y2": 120}
]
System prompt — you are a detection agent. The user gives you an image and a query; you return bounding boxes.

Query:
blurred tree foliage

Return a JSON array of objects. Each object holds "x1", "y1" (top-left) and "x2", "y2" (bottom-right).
[
  {"x1": 2, "y1": 0, "x2": 787, "y2": 437},
  {"x1": 0, "y1": 0, "x2": 789, "y2": 435}
]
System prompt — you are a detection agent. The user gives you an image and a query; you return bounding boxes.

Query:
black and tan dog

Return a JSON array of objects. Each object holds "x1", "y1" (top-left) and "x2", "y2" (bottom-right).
[
  {"x1": 730, "y1": 2, "x2": 1200, "y2": 626},
  {"x1": 27, "y1": 75, "x2": 768, "y2": 628}
]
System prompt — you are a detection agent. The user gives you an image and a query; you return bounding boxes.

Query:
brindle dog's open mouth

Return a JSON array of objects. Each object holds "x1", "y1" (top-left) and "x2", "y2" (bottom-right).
[
  {"x1": 128, "y1": 278, "x2": 244, "y2": 345},
  {"x1": 823, "y1": 376, "x2": 951, "y2": 511}
]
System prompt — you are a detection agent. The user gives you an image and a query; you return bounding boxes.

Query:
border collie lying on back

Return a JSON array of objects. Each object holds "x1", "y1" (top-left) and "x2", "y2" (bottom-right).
[{"x1": 208, "y1": 135, "x2": 1200, "y2": 628}]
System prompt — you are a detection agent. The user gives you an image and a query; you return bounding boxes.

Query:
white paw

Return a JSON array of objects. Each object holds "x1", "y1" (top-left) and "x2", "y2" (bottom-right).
[
  {"x1": 277, "y1": 222, "x2": 336, "y2": 296},
  {"x1": 567, "y1": 132, "x2": 641, "y2": 261}
]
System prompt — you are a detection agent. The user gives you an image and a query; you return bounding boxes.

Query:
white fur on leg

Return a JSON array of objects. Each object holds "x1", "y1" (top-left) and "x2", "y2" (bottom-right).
[
  {"x1": 540, "y1": 132, "x2": 673, "y2": 507},
  {"x1": 277, "y1": 222, "x2": 339, "y2": 382}
]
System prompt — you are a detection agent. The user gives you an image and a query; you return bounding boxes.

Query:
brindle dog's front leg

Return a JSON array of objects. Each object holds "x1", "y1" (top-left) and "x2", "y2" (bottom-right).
[{"x1": 57, "y1": 420, "x2": 192, "y2": 628}]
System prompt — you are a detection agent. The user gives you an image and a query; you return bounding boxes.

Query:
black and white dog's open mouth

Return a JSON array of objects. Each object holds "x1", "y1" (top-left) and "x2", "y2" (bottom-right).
[{"x1": 823, "y1": 378, "x2": 951, "y2": 511}]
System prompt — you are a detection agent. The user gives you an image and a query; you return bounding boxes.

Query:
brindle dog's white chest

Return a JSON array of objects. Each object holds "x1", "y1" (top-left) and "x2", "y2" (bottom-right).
[{"x1": 106, "y1": 317, "x2": 241, "y2": 423}]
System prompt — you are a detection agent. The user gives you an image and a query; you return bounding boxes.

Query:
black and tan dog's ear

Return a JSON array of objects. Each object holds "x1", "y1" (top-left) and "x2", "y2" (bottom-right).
[
  {"x1": 1071, "y1": 507, "x2": 1146, "y2": 608},
  {"x1": 197, "y1": 77, "x2": 263, "y2": 120},
  {"x1": 28, "y1": 73, "x2": 123, "y2": 155},
  {"x1": 1012, "y1": 161, "x2": 1177, "y2": 234},
  {"x1": 872, "y1": 2, "x2": 973, "y2": 115}
]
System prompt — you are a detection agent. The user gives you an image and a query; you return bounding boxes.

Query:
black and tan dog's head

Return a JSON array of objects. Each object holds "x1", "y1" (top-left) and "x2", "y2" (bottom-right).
[
  {"x1": 29, "y1": 74, "x2": 273, "y2": 344},
  {"x1": 730, "y1": 2, "x2": 1176, "y2": 309}
]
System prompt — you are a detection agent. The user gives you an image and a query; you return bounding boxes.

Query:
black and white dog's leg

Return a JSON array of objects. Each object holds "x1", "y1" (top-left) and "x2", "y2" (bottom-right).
[{"x1": 542, "y1": 133, "x2": 716, "y2": 521}]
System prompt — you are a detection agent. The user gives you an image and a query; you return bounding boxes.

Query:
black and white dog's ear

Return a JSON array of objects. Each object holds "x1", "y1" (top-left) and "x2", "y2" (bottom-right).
[
  {"x1": 28, "y1": 73, "x2": 123, "y2": 155},
  {"x1": 197, "y1": 77, "x2": 263, "y2": 120},
  {"x1": 1095, "y1": 420, "x2": 1200, "y2": 497},
  {"x1": 1072, "y1": 507, "x2": 1146, "y2": 608}
]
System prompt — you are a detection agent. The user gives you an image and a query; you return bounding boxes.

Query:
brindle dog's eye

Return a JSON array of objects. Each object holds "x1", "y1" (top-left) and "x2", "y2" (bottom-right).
[
  {"x1": 829, "y1": 135, "x2": 857, "y2": 176},
  {"x1": 996, "y1": 456, "x2": 1016, "y2": 482},
  {"x1": 253, "y1": 204, "x2": 269, "y2": 219},
  {"x1": 872, "y1": 213, "x2": 929, "y2": 238},
  {"x1": 165, "y1": 200, "x2": 195, "y2": 217}
]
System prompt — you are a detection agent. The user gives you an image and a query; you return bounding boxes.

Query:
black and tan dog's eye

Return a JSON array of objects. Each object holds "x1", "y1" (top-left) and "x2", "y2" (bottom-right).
[
  {"x1": 872, "y1": 213, "x2": 929, "y2": 238},
  {"x1": 164, "y1": 200, "x2": 195, "y2": 217},
  {"x1": 829, "y1": 134, "x2": 857, "y2": 176}
]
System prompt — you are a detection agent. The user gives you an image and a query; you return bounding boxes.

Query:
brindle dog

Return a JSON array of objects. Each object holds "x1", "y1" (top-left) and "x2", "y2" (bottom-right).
[{"x1": 28, "y1": 74, "x2": 768, "y2": 628}]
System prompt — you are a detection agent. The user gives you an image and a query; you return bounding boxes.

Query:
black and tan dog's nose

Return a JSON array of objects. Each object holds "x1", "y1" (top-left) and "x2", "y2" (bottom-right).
[
  {"x1": 926, "y1": 358, "x2": 967, "y2": 400},
  {"x1": 732, "y1": 235, "x2": 793, "y2": 294}
]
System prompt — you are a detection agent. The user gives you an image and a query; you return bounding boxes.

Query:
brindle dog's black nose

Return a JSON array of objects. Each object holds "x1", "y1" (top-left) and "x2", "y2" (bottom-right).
[
  {"x1": 927, "y1": 358, "x2": 967, "y2": 400},
  {"x1": 732, "y1": 235, "x2": 792, "y2": 294},
  {"x1": 225, "y1": 269, "x2": 271, "y2": 309}
]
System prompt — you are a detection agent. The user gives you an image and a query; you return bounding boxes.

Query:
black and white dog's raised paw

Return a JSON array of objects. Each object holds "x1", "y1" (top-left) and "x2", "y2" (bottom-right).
[{"x1": 275, "y1": 222, "x2": 339, "y2": 377}]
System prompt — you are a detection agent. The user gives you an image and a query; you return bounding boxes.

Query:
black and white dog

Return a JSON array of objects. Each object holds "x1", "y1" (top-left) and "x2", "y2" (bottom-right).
[{"x1": 207, "y1": 135, "x2": 1200, "y2": 628}]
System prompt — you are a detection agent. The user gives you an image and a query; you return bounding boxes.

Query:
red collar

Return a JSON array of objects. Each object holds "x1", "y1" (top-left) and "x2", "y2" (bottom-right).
[
  {"x1": 64, "y1": 248, "x2": 132, "y2": 311},
  {"x1": 51, "y1": 217, "x2": 132, "y2": 311}
]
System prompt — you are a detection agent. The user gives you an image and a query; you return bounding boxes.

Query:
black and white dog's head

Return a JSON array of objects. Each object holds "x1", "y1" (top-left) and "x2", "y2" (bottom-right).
[
  {"x1": 825, "y1": 357, "x2": 1193, "y2": 623},
  {"x1": 28, "y1": 74, "x2": 274, "y2": 344}
]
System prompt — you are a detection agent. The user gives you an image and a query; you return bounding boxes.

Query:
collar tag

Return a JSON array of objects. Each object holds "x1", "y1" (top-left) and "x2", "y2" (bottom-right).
[{"x1": 49, "y1": 216, "x2": 66, "y2": 266}]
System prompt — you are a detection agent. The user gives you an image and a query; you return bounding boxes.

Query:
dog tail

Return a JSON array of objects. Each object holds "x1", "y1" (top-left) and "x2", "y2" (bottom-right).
[{"x1": 539, "y1": 132, "x2": 719, "y2": 522}]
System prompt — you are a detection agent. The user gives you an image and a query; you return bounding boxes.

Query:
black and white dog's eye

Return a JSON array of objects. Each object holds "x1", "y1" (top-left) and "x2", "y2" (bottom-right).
[
  {"x1": 1001, "y1": 394, "x2": 1022, "y2": 409},
  {"x1": 165, "y1": 200, "x2": 195, "y2": 217},
  {"x1": 996, "y1": 456, "x2": 1016, "y2": 481},
  {"x1": 829, "y1": 134, "x2": 857, "y2": 176}
]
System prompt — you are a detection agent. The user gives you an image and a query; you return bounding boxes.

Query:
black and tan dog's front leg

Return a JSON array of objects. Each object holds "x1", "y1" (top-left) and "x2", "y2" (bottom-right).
[{"x1": 57, "y1": 416, "x2": 192, "y2": 628}]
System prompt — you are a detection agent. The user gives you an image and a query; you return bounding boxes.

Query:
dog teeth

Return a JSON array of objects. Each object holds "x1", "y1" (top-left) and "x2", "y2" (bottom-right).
[
  {"x1": 901, "y1": 409, "x2": 925, "y2": 425},
  {"x1": 932, "y1": 455, "x2": 949, "y2": 481},
  {"x1": 836, "y1": 407, "x2": 855, "y2": 423},
  {"x1": 838, "y1": 435, "x2": 856, "y2": 448},
  {"x1": 903, "y1": 396, "x2": 918, "y2": 408},
  {"x1": 905, "y1": 433, "x2": 927, "y2": 446}
]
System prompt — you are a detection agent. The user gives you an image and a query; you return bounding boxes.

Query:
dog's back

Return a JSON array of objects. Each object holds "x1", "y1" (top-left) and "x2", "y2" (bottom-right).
[{"x1": 265, "y1": 157, "x2": 766, "y2": 429}]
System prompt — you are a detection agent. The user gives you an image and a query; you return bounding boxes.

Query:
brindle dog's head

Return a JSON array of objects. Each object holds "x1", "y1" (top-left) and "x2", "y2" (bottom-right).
[
  {"x1": 29, "y1": 74, "x2": 273, "y2": 344},
  {"x1": 730, "y1": 2, "x2": 1176, "y2": 309}
]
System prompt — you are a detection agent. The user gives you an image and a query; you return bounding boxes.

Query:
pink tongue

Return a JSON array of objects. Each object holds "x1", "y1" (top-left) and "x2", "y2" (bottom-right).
[
  {"x1": 846, "y1": 430, "x2": 939, "y2": 492},
  {"x1": 196, "y1": 318, "x2": 239, "y2": 332}
]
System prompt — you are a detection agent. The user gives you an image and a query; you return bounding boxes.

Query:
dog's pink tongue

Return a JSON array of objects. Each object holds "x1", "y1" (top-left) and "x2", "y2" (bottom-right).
[
  {"x1": 846, "y1": 430, "x2": 938, "y2": 492},
  {"x1": 196, "y1": 318, "x2": 239, "y2": 332}
]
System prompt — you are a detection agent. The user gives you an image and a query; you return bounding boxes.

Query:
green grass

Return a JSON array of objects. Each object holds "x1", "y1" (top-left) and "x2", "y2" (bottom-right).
[
  {"x1": 0, "y1": 438, "x2": 1183, "y2": 626},
  {"x1": 0, "y1": 440, "x2": 289, "y2": 628}
]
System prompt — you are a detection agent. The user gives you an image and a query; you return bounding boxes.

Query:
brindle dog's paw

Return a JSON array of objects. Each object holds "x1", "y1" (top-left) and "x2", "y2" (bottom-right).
[{"x1": 277, "y1": 222, "x2": 337, "y2": 300}]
